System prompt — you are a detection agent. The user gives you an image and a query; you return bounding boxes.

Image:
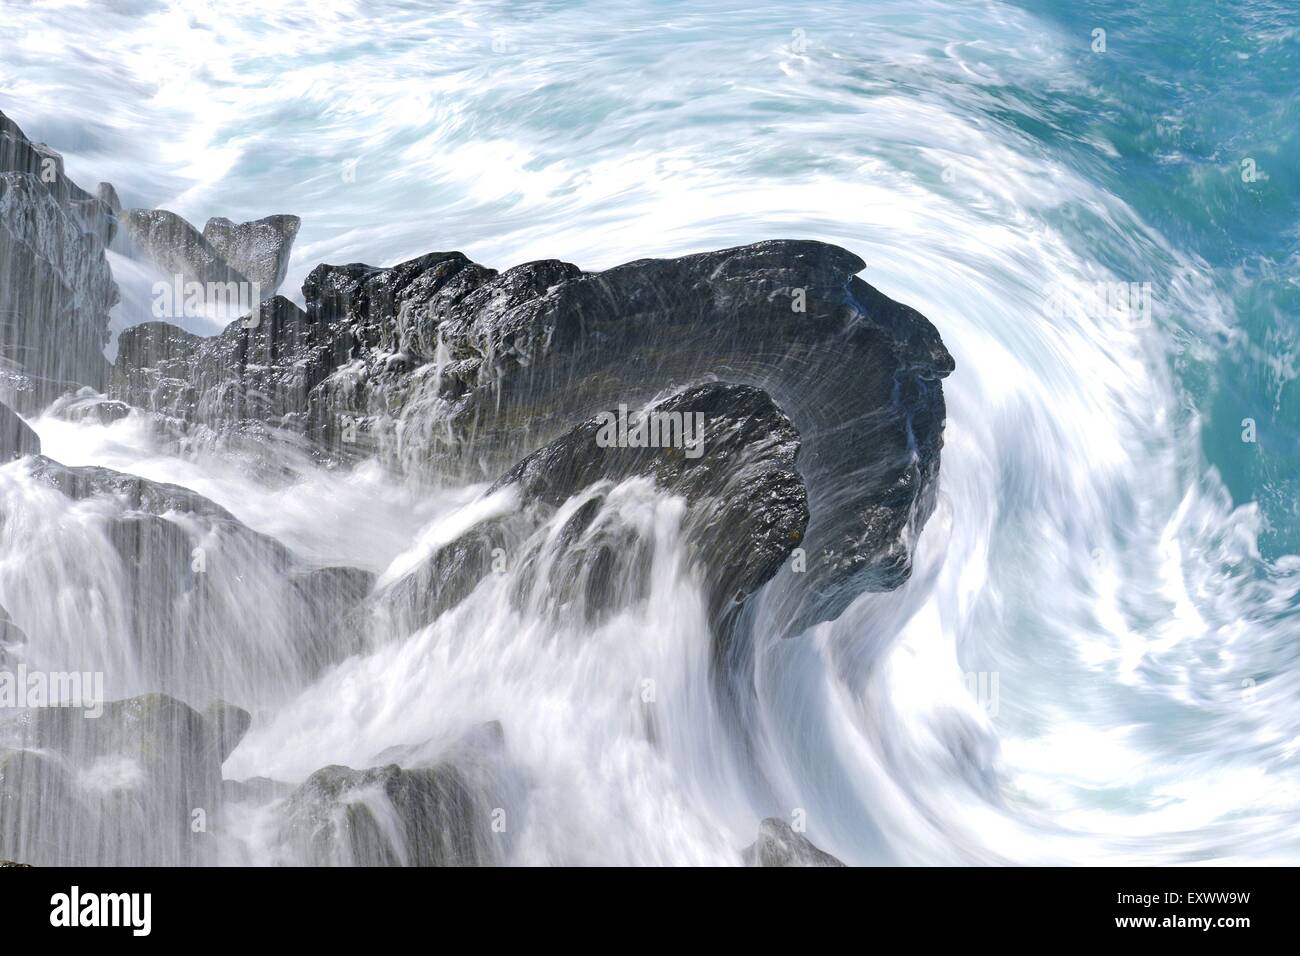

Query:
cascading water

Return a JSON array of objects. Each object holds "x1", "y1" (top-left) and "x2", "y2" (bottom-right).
[{"x1": 1, "y1": 0, "x2": 1297, "y2": 866}]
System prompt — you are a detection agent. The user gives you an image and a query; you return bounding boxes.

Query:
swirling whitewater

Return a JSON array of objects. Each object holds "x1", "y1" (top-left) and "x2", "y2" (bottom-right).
[{"x1": 1, "y1": 0, "x2": 1297, "y2": 864}]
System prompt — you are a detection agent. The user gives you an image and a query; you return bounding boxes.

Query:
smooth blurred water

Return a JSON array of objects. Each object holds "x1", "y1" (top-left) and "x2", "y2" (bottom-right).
[{"x1": 1, "y1": 0, "x2": 1297, "y2": 864}]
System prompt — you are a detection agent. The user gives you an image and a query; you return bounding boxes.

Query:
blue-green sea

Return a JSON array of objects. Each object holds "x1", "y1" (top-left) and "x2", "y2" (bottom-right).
[{"x1": 1, "y1": 0, "x2": 1297, "y2": 863}]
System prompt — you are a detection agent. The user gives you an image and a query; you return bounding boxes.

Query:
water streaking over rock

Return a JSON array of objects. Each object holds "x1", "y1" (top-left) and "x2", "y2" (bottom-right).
[
  {"x1": 0, "y1": 93, "x2": 951, "y2": 864},
  {"x1": 0, "y1": 0, "x2": 1296, "y2": 867}
]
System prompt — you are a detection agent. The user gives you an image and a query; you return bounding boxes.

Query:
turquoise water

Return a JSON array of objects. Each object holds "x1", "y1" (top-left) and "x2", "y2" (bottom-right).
[
  {"x1": 2, "y1": 0, "x2": 1298, "y2": 863},
  {"x1": 1027, "y1": 0, "x2": 1299, "y2": 557}
]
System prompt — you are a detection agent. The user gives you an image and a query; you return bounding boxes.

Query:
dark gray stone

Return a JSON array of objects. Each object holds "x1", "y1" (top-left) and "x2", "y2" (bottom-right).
[
  {"x1": 743, "y1": 818, "x2": 846, "y2": 867},
  {"x1": 203, "y1": 214, "x2": 300, "y2": 296},
  {"x1": 0, "y1": 111, "x2": 118, "y2": 412},
  {"x1": 111, "y1": 240, "x2": 952, "y2": 628},
  {"x1": 203, "y1": 700, "x2": 252, "y2": 764},
  {"x1": 120, "y1": 208, "x2": 248, "y2": 287},
  {"x1": 0, "y1": 401, "x2": 40, "y2": 459},
  {"x1": 96, "y1": 182, "x2": 121, "y2": 216},
  {"x1": 46, "y1": 387, "x2": 130, "y2": 425},
  {"x1": 278, "y1": 761, "x2": 495, "y2": 866},
  {"x1": 1, "y1": 694, "x2": 235, "y2": 865}
]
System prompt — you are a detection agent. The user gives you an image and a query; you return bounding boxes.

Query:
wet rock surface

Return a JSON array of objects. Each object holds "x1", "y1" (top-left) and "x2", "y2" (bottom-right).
[
  {"x1": 0, "y1": 109, "x2": 118, "y2": 411},
  {"x1": 0, "y1": 694, "x2": 250, "y2": 865},
  {"x1": 0, "y1": 401, "x2": 40, "y2": 459},
  {"x1": 203, "y1": 214, "x2": 300, "y2": 296},
  {"x1": 119, "y1": 208, "x2": 249, "y2": 287},
  {"x1": 111, "y1": 239, "x2": 951, "y2": 629},
  {"x1": 743, "y1": 818, "x2": 846, "y2": 867}
]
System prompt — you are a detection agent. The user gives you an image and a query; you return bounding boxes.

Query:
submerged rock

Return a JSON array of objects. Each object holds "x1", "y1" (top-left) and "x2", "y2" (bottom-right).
[
  {"x1": 221, "y1": 775, "x2": 293, "y2": 805},
  {"x1": 277, "y1": 721, "x2": 507, "y2": 866},
  {"x1": 0, "y1": 401, "x2": 40, "y2": 459},
  {"x1": 290, "y1": 565, "x2": 376, "y2": 667},
  {"x1": 0, "y1": 693, "x2": 250, "y2": 865},
  {"x1": 29, "y1": 455, "x2": 248, "y2": 520},
  {"x1": 203, "y1": 700, "x2": 253, "y2": 764},
  {"x1": 278, "y1": 762, "x2": 495, "y2": 866},
  {"x1": 0, "y1": 604, "x2": 26, "y2": 670},
  {"x1": 46, "y1": 387, "x2": 130, "y2": 426},
  {"x1": 203, "y1": 214, "x2": 300, "y2": 296},
  {"x1": 743, "y1": 818, "x2": 846, "y2": 867},
  {"x1": 380, "y1": 382, "x2": 805, "y2": 643},
  {"x1": 8, "y1": 456, "x2": 369, "y2": 690}
]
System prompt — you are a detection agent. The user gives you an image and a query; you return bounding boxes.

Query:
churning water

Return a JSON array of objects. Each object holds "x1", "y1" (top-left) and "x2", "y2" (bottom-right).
[{"x1": 1, "y1": 0, "x2": 1297, "y2": 864}]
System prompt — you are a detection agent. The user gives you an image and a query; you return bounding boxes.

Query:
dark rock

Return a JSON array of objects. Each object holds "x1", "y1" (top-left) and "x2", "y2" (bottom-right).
[
  {"x1": 380, "y1": 514, "x2": 521, "y2": 634},
  {"x1": 2, "y1": 694, "x2": 230, "y2": 865},
  {"x1": 497, "y1": 382, "x2": 807, "y2": 623},
  {"x1": 0, "y1": 401, "x2": 40, "y2": 459},
  {"x1": 0, "y1": 860, "x2": 32, "y2": 866},
  {"x1": 120, "y1": 208, "x2": 248, "y2": 287},
  {"x1": 46, "y1": 387, "x2": 130, "y2": 425},
  {"x1": 743, "y1": 818, "x2": 846, "y2": 867},
  {"x1": 0, "y1": 109, "x2": 117, "y2": 243},
  {"x1": 109, "y1": 240, "x2": 951, "y2": 628},
  {"x1": 203, "y1": 700, "x2": 252, "y2": 764},
  {"x1": 203, "y1": 214, "x2": 300, "y2": 296},
  {"x1": 278, "y1": 761, "x2": 495, "y2": 866},
  {"x1": 29, "y1": 454, "x2": 245, "y2": 521},
  {"x1": 13, "y1": 456, "x2": 353, "y2": 690},
  {"x1": 96, "y1": 182, "x2": 121, "y2": 216},
  {"x1": 381, "y1": 382, "x2": 805, "y2": 641},
  {"x1": 0, "y1": 111, "x2": 118, "y2": 413},
  {"x1": 0, "y1": 172, "x2": 116, "y2": 411},
  {"x1": 289, "y1": 565, "x2": 376, "y2": 668},
  {"x1": 113, "y1": 296, "x2": 336, "y2": 445}
]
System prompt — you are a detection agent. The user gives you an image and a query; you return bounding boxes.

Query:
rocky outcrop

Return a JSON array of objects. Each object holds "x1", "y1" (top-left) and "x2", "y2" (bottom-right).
[
  {"x1": 743, "y1": 818, "x2": 846, "y2": 867},
  {"x1": 499, "y1": 382, "x2": 806, "y2": 622},
  {"x1": 30, "y1": 455, "x2": 248, "y2": 520},
  {"x1": 46, "y1": 387, "x2": 130, "y2": 426},
  {"x1": 111, "y1": 240, "x2": 952, "y2": 629},
  {"x1": 278, "y1": 762, "x2": 496, "y2": 866},
  {"x1": 0, "y1": 693, "x2": 250, "y2": 866},
  {"x1": 0, "y1": 401, "x2": 40, "y2": 459},
  {"x1": 275, "y1": 721, "x2": 506, "y2": 866},
  {"x1": 291, "y1": 565, "x2": 375, "y2": 663},
  {"x1": 382, "y1": 381, "x2": 808, "y2": 638},
  {"x1": 119, "y1": 208, "x2": 249, "y2": 287},
  {"x1": 96, "y1": 181, "x2": 121, "y2": 216},
  {"x1": 11, "y1": 456, "x2": 371, "y2": 690},
  {"x1": 203, "y1": 214, "x2": 300, "y2": 296},
  {"x1": 112, "y1": 295, "x2": 332, "y2": 441},
  {"x1": 0, "y1": 110, "x2": 118, "y2": 411},
  {"x1": 0, "y1": 110, "x2": 117, "y2": 244}
]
